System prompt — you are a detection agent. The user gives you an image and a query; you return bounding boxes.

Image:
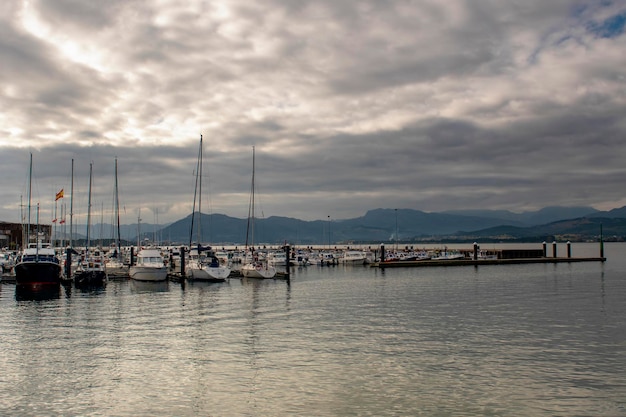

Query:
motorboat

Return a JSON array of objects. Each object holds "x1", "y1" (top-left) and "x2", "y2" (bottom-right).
[
  {"x1": 129, "y1": 248, "x2": 168, "y2": 281},
  {"x1": 339, "y1": 250, "x2": 367, "y2": 265}
]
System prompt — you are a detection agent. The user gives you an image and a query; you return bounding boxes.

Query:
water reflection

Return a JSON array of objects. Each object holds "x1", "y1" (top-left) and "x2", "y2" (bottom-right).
[
  {"x1": 130, "y1": 280, "x2": 169, "y2": 293},
  {"x1": 15, "y1": 284, "x2": 61, "y2": 301}
]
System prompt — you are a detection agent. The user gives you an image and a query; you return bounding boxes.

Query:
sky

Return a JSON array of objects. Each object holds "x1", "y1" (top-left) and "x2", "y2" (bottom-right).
[{"x1": 1, "y1": 0, "x2": 626, "y2": 227}]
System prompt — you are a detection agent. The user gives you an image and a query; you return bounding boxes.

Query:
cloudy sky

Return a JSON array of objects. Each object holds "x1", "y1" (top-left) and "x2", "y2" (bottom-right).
[{"x1": 1, "y1": 0, "x2": 626, "y2": 227}]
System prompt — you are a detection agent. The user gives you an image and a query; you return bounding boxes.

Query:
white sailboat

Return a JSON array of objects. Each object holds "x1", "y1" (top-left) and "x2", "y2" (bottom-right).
[
  {"x1": 241, "y1": 146, "x2": 276, "y2": 279},
  {"x1": 186, "y1": 135, "x2": 231, "y2": 282},
  {"x1": 105, "y1": 158, "x2": 127, "y2": 277}
]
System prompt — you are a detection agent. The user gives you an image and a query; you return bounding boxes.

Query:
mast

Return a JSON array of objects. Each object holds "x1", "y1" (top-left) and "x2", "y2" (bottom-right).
[
  {"x1": 86, "y1": 162, "x2": 93, "y2": 254},
  {"x1": 245, "y1": 146, "x2": 255, "y2": 250},
  {"x1": 189, "y1": 135, "x2": 202, "y2": 248},
  {"x1": 70, "y1": 158, "x2": 74, "y2": 249},
  {"x1": 27, "y1": 153, "x2": 32, "y2": 248},
  {"x1": 114, "y1": 158, "x2": 121, "y2": 256}
]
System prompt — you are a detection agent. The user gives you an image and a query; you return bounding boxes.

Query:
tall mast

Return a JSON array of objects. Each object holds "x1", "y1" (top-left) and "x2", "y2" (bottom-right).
[
  {"x1": 245, "y1": 146, "x2": 255, "y2": 249},
  {"x1": 86, "y1": 162, "x2": 93, "y2": 253},
  {"x1": 27, "y1": 153, "x2": 32, "y2": 247},
  {"x1": 114, "y1": 158, "x2": 121, "y2": 256},
  {"x1": 70, "y1": 158, "x2": 74, "y2": 249},
  {"x1": 189, "y1": 135, "x2": 202, "y2": 248}
]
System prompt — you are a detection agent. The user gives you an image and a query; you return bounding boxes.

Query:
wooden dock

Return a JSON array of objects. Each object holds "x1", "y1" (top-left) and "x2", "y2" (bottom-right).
[{"x1": 375, "y1": 257, "x2": 606, "y2": 268}]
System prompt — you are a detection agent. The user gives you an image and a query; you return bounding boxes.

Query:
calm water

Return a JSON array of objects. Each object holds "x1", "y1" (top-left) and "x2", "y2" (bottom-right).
[{"x1": 1, "y1": 243, "x2": 625, "y2": 416}]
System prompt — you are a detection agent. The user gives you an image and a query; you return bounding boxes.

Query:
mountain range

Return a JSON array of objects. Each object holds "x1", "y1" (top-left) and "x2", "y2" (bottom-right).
[{"x1": 67, "y1": 205, "x2": 626, "y2": 245}]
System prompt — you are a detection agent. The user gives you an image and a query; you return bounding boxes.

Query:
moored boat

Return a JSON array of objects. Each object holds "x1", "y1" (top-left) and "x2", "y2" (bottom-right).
[
  {"x1": 241, "y1": 259, "x2": 277, "y2": 279},
  {"x1": 14, "y1": 241, "x2": 62, "y2": 286},
  {"x1": 240, "y1": 147, "x2": 276, "y2": 279},
  {"x1": 339, "y1": 250, "x2": 367, "y2": 265},
  {"x1": 129, "y1": 248, "x2": 168, "y2": 282},
  {"x1": 187, "y1": 246, "x2": 230, "y2": 282},
  {"x1": 74, "y1": 248, "x2": 108, "y2": 288}
]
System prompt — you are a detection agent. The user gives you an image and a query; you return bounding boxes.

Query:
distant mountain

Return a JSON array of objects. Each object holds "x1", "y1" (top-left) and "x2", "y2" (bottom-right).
[
  {"x1": 589, "y1": 206, "x2": 626, "y2": 218},
  {"x1": 57, "y1": 206, "x2": 626, "y2": 245},
  {"x1": 442, "y1": 206, "x2": 599, "y2": 226},
  {"x1": 456, "y1": 217, "x2": 625, "y2": 242}
]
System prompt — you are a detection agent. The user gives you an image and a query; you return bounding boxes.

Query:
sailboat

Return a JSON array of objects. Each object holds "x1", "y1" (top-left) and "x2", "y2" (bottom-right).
[
  {"x1": 14, "y1": 153, "x2": 63, "y2": 287},
  {"x1": 105, "y1": 158, "x2": 128, "y2": 277},
  {"x1": 186, "y1": 135, "x2": 231, "y2": 282},
  {"x1": 74, "y1": 162, "x2": 108, "y2": 288},
  {"x1": 241, "y1": 146, "x2": 276, "y2": 279}
]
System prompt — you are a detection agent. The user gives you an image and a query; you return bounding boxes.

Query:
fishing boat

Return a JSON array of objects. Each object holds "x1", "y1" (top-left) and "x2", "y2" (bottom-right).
[
  {"x1": 14, "y1": 154, "x2": 62, "y2": 286},
  {"x1": 74, "y1": 163, "x2": 107, "y2": 288},
  {"x1": 241, "y1": 147, "x2": 276, "y2": 279},
  {"x1": 186, "y1": 135, "x2": 231, "y2": 282},
  {"x1": 129, "y1": 247, "x2": 168, "y2": 282}
]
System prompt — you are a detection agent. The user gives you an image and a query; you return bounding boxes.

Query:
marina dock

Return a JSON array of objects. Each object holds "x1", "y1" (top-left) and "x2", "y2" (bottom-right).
[{"x1": 375, "y1": 256, "x2": 606, "y2": 268}]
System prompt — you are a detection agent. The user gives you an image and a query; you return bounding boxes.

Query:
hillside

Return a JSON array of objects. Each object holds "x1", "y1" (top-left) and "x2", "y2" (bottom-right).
[{"x1": 57, "y1": 206, "x2": 626, "y2": 245}]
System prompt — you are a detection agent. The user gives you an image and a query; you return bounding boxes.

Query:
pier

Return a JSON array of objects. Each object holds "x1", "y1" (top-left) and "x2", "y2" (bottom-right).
[
  {"x1": 375, "y1": 242, "x2": 606, "y2": 268},
  {"x1": 375, "y1": 256, "x2": 606, "y2": 268}
]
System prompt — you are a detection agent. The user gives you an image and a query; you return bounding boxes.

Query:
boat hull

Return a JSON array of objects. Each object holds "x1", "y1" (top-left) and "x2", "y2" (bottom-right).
[
  {"x1": 188, "y1": 266, "x2": 230, "y2": 281},
  {"x1": 241, "y1": 263, "x2": 276, "y2": 279},
  {"x1": 74, "y1": 270, "x2": 108, "y2": 288},
  {"x1": 129, "y1": 266, "x2": 168, "y2": 282},
  {"x1": 14, "y1": 261, "x2": 62, "y2": 286}
]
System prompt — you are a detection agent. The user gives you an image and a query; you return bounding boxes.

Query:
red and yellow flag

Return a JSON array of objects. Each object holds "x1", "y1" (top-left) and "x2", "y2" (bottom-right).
[{"x1": 55, "y1": 189, "x2": 64, "y2": 201}]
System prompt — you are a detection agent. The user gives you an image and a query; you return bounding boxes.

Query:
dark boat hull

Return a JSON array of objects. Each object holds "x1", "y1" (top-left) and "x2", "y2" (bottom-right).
[
  {"x1": 14, "y1": 262, "x2": 62, "y2": 286},
  {"x1": 74, "y1": 270, "x2": 107, "y2": 289}
]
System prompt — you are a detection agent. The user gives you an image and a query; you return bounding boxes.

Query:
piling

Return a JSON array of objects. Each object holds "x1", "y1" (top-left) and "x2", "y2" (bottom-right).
[
  {"x1": 567, "y1": 241, "x2": 571, "y2": 258},
  {"x1": 65, "y1": 248, "x2": 72, "y2": 280},
  {"x1": 552, "y1": 241, "x2": 557, "y2": 258},
  {"x1": 180, "y1": 246, "x2": 186, "y2": 277},
  {"x1": 380, "y1": 245, "x2": 385, "y2": 262},
  {"x1": 130, "y1": 247, "x2": 135, "y2": 266},
  {"x1": 600, "y1": 224, "x2": 605, "y2": 259},
  {"x1": 542, "y1": 242, "x2": 547, "y2": 257},
  {"x1": 284, "y1": 244, "x2": 290, "y2": 280},
  {"x1": 473, "y1": 242, "x2": 478, "y2": 260}
]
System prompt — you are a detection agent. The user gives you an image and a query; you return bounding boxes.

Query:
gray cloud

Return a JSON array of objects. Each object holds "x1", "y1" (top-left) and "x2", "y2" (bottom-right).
[{"x1": 1, "y1": 0, "x2": 626, "y2": 227}]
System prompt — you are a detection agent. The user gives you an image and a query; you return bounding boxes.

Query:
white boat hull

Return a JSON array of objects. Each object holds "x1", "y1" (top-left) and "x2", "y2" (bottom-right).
[
  {"x1": 188, "y1": 265, "x2": 231, "y2": 280},
  {"x1": 241, "y1": 263, "x2": 276, "y2": 279},
  {"x1": 129, "y1": 266, "x2": 168, "y2": 282}
]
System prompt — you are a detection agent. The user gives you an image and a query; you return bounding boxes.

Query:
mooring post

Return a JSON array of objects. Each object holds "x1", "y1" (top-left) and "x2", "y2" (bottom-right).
[
  {"x1": 552, "y1": 241, "x2": 557, "y2": 258},
  {"x1": 473, "y1": 242, "x2": 478, "y2": 260},
  {"x1": 285, "y1": 245, "x2": 291, "y2": 279},
  {"x1": 180, "y1": 246, "x2": 186, "y2": 277},
  {"x1": 567, "y1": 241, "x2": 571, "y2": 258},
  {"x1": 65, "y1": 247, "x2": 72, "y2": 280},
  {"x1": 380, "y1": 244, "x2": 385, "y2": 262},
  {"x1": 600, "y1": 224, "x2": 605, "y2": 259},
  {"x1": 130, "y1": 246, "x2": 135, "y2": 266},
  {"x1": 542, "y1": 242, "x2": 547, "y2": 257}
]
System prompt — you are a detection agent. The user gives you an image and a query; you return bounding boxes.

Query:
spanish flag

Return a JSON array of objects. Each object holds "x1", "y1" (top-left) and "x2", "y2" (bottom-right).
[{"x1": 55, "y1": 189, "x2": 64, "y2": 201}]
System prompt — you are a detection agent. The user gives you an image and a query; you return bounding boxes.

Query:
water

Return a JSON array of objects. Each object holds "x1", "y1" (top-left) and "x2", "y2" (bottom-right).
[{"x1": 1, "y1": 243, "x2": 625, "y2": 416}]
